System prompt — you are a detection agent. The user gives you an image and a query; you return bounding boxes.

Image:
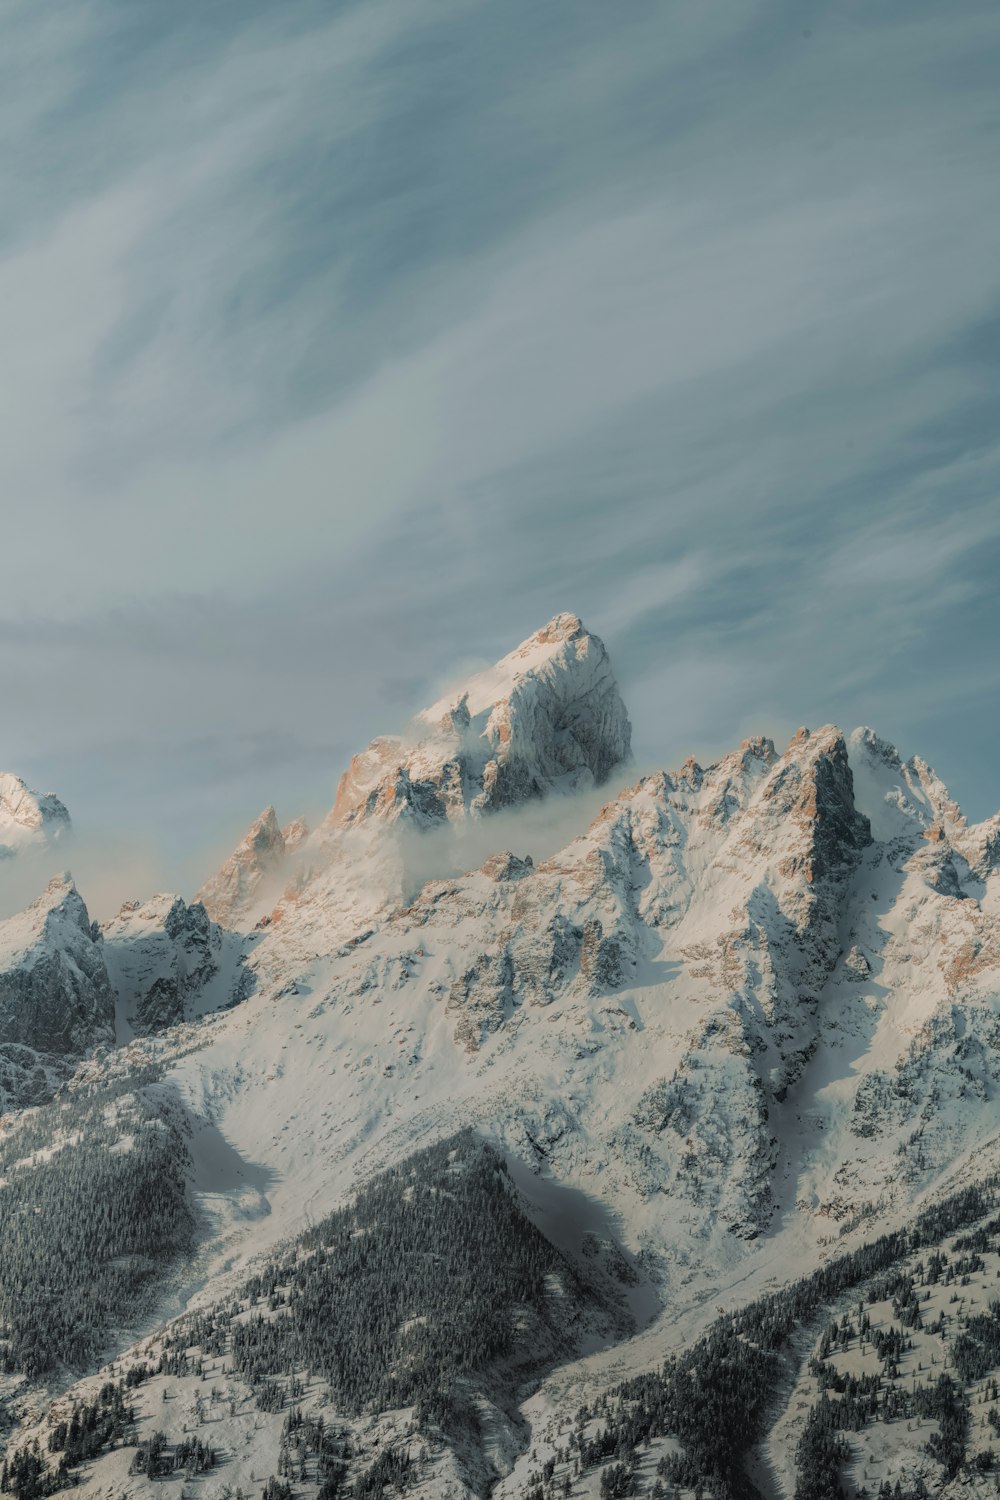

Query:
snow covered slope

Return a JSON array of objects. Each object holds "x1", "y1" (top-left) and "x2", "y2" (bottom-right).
[
  {"x1": 0, "y1": 771, "x2": 70, "y2": 858},
  {"x1": 152, "y1": 696, "x2": 1000, "y2": 1330}
]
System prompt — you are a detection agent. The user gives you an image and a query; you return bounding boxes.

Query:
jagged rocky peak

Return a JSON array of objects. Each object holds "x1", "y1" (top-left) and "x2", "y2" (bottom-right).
[
  {"x1": 8, "y1": 871, "x2": 91, "y2": 941},
  {"x1": 280, "y1": 816, "x2": 310, "y2": 852},
  {"x1": 102, "y1": 892, "x2": 245, "y2": 1034},
  {"x1": 0, "y1": 873, "x2": 114, "y2": 1055},
  {"x1": 0, "y1": 771, "x2": 71, "y2": 858},
  {"x1": 641, "y1": 724, "x2": 867, "y2": 887},
  {"x1": 759, "y1": 725, "x2": 871, "y2": 883},
  {"x1": 329, "y1": 612, "x2": 632, "y2": 829},
  {"x1": 966, "y1": 812, "x2": 1000, "y2": 877},
  {"x1": 847, "y1": 724, "x2": 956, "y2": 840},
  {"x1": 103, "y1": 891, "x2": 212, "y2": 951},
  {"x1": 673, "y1": 735, "x2": 777, "y2": 824},
  {"x1": 481, "y1": 850, "x2": 534, "y2": 882},
  {"x1": 196, "y1": 805, "x2": 308, "y2": 928},
  {"x1": 846, "y1": 724, "x2": 1000, "y2": 877}
]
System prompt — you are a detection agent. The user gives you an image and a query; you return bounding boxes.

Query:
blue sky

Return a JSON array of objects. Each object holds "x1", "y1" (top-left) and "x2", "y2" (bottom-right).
[{"x1": 2, "y1": 0, "x2": 999, "y2": 901}]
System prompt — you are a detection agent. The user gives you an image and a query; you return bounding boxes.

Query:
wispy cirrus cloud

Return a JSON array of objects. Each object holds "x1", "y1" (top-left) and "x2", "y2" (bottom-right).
[{"x1": 1, "y1": 0, "x2": 999, "y2": 908}]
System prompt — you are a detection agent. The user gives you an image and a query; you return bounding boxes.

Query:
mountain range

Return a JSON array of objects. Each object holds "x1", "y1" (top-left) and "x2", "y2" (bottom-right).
[{"x1": 2, "y1": 613, "x2": 1000, "y2": 1499}]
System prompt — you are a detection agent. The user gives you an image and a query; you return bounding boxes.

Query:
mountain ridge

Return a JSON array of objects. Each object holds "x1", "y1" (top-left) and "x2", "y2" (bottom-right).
[{"x1": 2, "y1": 614, "x2": 999, "y2": 1499}]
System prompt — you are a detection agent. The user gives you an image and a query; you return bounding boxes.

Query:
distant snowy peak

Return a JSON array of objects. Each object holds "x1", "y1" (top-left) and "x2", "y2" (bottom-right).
[
  {"x1": 329, "y1": 612, "x2": 632, "y2": 829},
  {"x1": 0, "y1": 771, "x2": 71, "y2": 858},
  {"x1": 195, "y1": 806, "x2": 309, "y2": 928},
  {"x1": 279, "y1": 816, "x2": 310, "y2": 854}
]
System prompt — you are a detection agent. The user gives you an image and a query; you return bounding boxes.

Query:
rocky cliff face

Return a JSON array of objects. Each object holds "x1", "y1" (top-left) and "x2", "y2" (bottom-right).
[
  {"x1": 0, "y1": 772, "x2": 71, "y2": 858},
  {"x1": 195, "y1": 807, "x2": 309, "y2": 928},
  {"x1": 0, "y1": 874, "x2": 113, "y2": 1061}
]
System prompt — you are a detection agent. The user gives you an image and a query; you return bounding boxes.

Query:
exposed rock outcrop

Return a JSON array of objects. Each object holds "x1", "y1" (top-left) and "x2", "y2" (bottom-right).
[{"x1": 196, "y1": 806, "x2": 308, "y2": 928}]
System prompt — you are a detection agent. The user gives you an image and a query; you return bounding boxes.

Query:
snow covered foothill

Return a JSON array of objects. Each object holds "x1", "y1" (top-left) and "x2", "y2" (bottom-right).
[{"x1": 762, "y1": 1211, "x2": 1000, "y2": 1499}]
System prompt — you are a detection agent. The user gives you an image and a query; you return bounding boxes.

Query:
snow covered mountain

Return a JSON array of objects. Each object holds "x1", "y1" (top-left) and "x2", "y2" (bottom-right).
[
  {"x1": 0, "y1": 873, "x2": 113, "y2": 1056},
  {"x1": 327, "y1": 612, "x2": 631, "y2": 830},
  {"x1": 0, "y1": 883, "x2": 248, "y2": 1107},
  {"x1": 199, "y1": 697, "x2": 1000, "y2": 1266},
  {"x1": 0, "y1": 771, "x2": 71, "y2": 858},
  {"x1": 2, "y1": 614, "x2": 1000, "y2": 1499},
  {"x1": 101, "y1": 893, "x2": 251, "y2": 1037}
]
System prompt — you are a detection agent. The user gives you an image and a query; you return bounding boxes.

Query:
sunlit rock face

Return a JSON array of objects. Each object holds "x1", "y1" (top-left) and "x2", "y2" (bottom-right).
[
  {"x1": 196, "y1": 806, "x2": 308, "y2": 928},
  {"x1": 0, "y1": 772, "x2": 71, "y2": 859}
]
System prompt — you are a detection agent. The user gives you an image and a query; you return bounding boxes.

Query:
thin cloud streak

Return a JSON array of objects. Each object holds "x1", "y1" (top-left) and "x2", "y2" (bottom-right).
[{"x1": 0, "y1": 0, "x2": 999, "y2": 897}]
